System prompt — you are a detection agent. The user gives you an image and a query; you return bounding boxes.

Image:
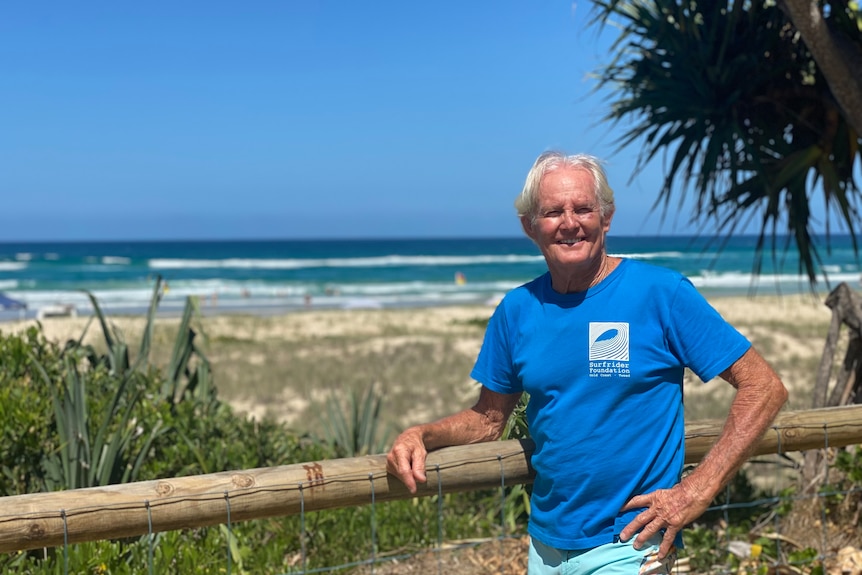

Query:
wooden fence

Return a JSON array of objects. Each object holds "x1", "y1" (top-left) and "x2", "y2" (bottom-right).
[{"x1": 2, "y1": 404, "x2": 862, "y2": 554}]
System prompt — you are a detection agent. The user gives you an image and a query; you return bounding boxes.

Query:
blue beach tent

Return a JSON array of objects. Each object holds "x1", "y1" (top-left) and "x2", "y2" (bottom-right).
[{"x1": 0, "y1": 292, "x2": 27, "y2": 310}]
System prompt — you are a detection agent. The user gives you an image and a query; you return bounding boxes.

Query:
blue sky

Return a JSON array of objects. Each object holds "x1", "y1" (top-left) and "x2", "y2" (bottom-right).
[{"x1": 2, "y1": 2, "x2": 694, "y2": 241}]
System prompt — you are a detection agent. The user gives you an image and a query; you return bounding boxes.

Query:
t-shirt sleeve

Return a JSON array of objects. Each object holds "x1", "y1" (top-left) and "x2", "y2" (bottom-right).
[
  {"x1": 470, "y1": 302, "x2": 523, "y2": 394},
  {"x1": 666, "y1": 278, "x2": 751, "y2": 382}
]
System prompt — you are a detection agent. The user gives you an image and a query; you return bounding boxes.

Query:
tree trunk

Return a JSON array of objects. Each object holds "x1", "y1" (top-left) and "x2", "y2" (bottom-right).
[
  {"x1": 804, "y1": 282, "x2": 862, "y2": 489},
  {"x1": 826, "y1": 333, "x2": 862, "y2": 406},
  {"x1": 781, "y1": 0, "x2": 862, "y2": 136},
  {"x1": 813, "y1": 299, "x2": 843, "y2": 408},
  {"x1": 813, "y1": 282, "x2": 862, "y2": 409}
]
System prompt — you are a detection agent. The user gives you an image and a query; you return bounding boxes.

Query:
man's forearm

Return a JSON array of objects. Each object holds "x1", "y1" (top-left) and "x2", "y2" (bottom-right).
[
  {"x1": 420, "y1": 405, "x2": 509, "y2": 450},
  {"x1": 685, "y1": 362, "x2": 787, "y2": 502}
]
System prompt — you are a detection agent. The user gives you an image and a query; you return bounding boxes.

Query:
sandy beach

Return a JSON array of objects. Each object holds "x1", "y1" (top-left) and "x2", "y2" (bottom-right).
[{"x1": 2, "y1": 292, "x2": 835, "y2": 436}]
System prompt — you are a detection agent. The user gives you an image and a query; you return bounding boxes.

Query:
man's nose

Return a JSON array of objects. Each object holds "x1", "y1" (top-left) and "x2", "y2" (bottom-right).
[{"x1": 560, "y1": 210, "x2": 578, "y2": 227}]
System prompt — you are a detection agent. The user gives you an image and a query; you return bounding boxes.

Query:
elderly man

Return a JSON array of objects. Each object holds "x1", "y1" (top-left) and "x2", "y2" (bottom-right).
[{"x1": 387, "y1": 151, "x2": 787, "y2": 575}]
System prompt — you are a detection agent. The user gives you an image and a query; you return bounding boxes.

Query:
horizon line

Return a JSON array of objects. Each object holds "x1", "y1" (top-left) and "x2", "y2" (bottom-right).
[{"x1": 0, "y1": 232, "x2": 857, "y2": 244}]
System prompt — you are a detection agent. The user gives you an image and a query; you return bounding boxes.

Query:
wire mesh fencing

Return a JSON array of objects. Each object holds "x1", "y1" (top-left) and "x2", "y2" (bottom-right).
[{"x1": 1, "y1": 407, "x2": 861, "y2": 575}]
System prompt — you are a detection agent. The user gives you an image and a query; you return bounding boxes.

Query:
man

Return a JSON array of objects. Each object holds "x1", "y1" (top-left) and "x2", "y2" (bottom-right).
[{"x1": 387, "y1": 151, "x2": 787, "y2": 574}]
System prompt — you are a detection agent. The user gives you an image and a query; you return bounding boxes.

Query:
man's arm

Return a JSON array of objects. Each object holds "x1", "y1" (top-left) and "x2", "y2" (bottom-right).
[
  {"x1": 621, "y1": 346, "x2": 788, "y2": 558},
  {"x1": 386, "y1": 386, "x2": 522, "y2": 493}
]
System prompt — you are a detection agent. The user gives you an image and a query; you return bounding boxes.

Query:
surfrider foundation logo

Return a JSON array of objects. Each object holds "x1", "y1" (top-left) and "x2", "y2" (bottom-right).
[{"x1": 589, "y1": 322, "x2": 631, "y2": 378}]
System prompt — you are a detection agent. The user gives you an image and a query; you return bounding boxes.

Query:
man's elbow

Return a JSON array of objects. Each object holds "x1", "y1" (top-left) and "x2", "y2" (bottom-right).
[
  {"x1": 768, "y1": 375, "x2": 789, "y2": 413},
  {"x1": 778, "y1": 380, "x2": 789, "y2": 407},
  {"x1": 474, "y1": 419, "x2": 509, "y2": 443}
]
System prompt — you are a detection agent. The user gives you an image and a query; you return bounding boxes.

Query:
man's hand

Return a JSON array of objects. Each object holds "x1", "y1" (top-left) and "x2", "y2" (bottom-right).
[
  {"x1": 620, "y1": 346, "x2": 787, "y2": 559},
  {"x1": 386, "y1": 427, "x2": 429, "y2": 494},
  {"x1": 385, "y1": 388, "x2": 521, "y2": 494},
  {"x1": 620, "y1": 480, "x2": 711, "y2": 560}
]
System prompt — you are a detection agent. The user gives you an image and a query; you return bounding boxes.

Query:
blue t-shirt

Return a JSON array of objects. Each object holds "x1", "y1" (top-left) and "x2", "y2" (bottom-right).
[{"x1": 470, "y1": 259, "x2": 750, "y2": 550}]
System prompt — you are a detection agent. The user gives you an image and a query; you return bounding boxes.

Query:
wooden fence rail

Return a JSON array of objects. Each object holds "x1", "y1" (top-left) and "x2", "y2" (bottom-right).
[{"x1": 2, "y1": 405, "x2": 862, "y2": 554}]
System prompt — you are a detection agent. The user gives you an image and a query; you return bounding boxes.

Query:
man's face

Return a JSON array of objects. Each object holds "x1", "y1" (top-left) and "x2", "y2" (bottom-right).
[{"x1": 521, "y1": 166, "x2": 613, "y2": 277}]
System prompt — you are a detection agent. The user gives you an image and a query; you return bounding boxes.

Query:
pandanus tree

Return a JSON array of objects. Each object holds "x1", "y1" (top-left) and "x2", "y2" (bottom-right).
[{"x1": 588, "y1": 0, "x2": 862, "y2": 287}]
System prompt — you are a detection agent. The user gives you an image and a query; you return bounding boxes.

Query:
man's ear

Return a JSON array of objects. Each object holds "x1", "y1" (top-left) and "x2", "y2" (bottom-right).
[
  {"x1": 520, "y1": 215, "x2": 536, "y2": 240},
  {"x1": 602, "y1": 208, "x2": 615, "y2": 233}
]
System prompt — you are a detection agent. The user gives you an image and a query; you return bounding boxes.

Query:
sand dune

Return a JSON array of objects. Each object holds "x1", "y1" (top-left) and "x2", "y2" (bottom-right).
[{"x1": 4, "y1": 293, "x2": 835, "y2": 433}]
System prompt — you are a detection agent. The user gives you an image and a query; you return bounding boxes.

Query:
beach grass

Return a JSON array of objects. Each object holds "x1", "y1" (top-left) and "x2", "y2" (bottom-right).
[{"x1": 11, "y1": 293, "x2": 835, "y2": 439}]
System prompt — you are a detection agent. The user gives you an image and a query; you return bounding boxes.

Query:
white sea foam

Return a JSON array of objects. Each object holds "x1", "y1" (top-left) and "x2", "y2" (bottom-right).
[
  {"x1": 611, "y1": 251, "x2": 686, "y2": 260},
  {"x1": 6, "y1": 265, "x2": 854, "y2": 319},
  {"x1": 690, "y1": 270, "x2": 857, "y2": 292},
  {"x1": 6, "y1": 276, "x2": 522, "y2": 315},
  {"x1": 148, "y1": 254, "x2": 544, "y2": 270},
  {"x1": 0, "y1": 262, "x2": 28, "y2": 271},
  {"x1": 102, "y1": 256, "x2": 132, "y2": 265}
]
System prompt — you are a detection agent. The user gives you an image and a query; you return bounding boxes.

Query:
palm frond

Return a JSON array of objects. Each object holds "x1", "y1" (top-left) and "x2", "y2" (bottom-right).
[{"x1": 589, "y1": 0, "x2": 862, "y2": 287}]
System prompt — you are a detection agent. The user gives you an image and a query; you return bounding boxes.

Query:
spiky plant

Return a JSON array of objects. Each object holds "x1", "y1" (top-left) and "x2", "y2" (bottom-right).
[{"x1": 589, "y1": 0, "x2": 862, "y2": 288}]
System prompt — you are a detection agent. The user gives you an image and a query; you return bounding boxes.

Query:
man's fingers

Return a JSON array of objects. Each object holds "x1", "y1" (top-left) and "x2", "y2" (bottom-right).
[
  {"x1": 400, "y1": 458, "x2": 417, "y2": 490},
  {"x1": 621, "y1": 487, "x2": 689, "y2": 559},
  {"x1": 411, "y1": 450, "x2": 428, "y2": 485},
  {"x1": 657, "y1": 530, "x2": 677, "y2": 560},
  {"x1": 619, "y1": 494, "x2": 653, "y2": 541},
  {"x1": 620, "y1": 494, "x2": 649, "y2": 512},
  {"x1": 386, "y1": 442, "x2": 429, "y2": 494},
  {"x1": 629, "y1": 520, "x2": 661, "y2": 549},
  {"x1": 619, "y1": 515, "x2": 644, "y2": 542}
]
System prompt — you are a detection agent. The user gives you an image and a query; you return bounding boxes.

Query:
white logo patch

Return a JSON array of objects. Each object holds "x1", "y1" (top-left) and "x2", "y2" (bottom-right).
[
  {"x1": 589, "y1": 322, "x2": 631, "y2": 378},
  {"x1": 589, "y1": 322, "x2": 630, "y2": 361}
]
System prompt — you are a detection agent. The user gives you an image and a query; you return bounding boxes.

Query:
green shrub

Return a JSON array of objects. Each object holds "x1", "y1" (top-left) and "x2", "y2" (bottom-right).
[
  {"x1": 834, "y1": 445, "x2": 862, "y2": 485},
  {"x1": 0, "y1": 327, "x2": 64, "y2": 496},
  {"x1": 0, "y1": 287, "x2": 515, "y2": 574}
]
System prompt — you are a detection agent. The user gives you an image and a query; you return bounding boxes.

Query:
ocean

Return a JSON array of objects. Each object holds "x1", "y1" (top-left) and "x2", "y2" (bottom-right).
[{"x1": 0, "y1": 235, "x2": 859, "y2": 321}]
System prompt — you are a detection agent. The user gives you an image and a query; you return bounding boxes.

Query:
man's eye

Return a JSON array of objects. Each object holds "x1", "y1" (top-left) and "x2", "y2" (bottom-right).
[
  {"x1": 577, "y1": 208, "x2": 595, "y2": 216},
  {"x1": 543, "y1": 210, "x2": 562, "y2": 218}
]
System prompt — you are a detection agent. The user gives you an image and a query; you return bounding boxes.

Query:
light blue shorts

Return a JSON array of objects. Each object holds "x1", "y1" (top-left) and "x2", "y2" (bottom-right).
[{"x1": 528, "y1": 535, "x2": 677, "y2": 575}]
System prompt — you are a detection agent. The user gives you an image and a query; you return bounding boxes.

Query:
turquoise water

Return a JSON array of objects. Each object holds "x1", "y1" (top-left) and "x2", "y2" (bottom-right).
[{"x1": 0, "y1": 235, "x2": 859, "y2": 319}]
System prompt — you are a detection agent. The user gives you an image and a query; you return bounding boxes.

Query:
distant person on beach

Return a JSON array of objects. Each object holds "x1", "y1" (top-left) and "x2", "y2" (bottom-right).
[{"x1": 387, "y1": 151, "x2": 787, "y2": 574}]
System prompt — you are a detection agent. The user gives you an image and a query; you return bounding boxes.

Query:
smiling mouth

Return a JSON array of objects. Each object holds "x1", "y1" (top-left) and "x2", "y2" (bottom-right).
[{"x1": 557, "y1": 238, "x2": 584, "y2": 245}]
